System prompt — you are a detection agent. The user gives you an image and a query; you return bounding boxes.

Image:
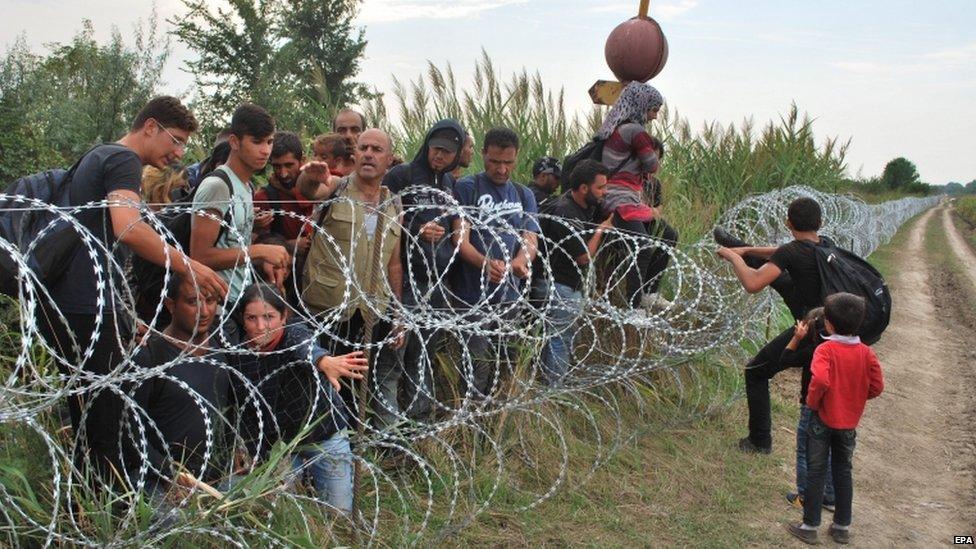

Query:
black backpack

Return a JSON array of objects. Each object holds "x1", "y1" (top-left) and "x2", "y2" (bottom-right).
[
  {"x1": 130, "y1": 169, "x2": 234, "y2": 318},
  {"x1": 0, "y1": 151, "x2": 95, "y2": 297},
  {"x1": 560, "y1": 137, "x2": 633, "y2": 193},
  {"x1": 801, "y1": 236, "x2": 891, "y2": 345}
]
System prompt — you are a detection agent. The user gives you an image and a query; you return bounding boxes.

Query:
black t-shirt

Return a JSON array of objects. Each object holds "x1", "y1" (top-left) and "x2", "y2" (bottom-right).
[
  {"x1": 51, "y1": 144, "x2": 143, "y2": 314},
  {"x1": 129, "y1": 334, "x2": 231, "y2": 483},
  {"x1": 769, "y1": 240, "x2": 823, "y2": 317},
  {"x1": 539, "y1": 193, "x2": 596, "y2": 291}
]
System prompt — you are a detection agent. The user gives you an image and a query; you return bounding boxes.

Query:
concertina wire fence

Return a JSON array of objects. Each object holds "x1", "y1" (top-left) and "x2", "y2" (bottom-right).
[{"x1": 0, "y1": 184, "x2": 938, "y2": 545}]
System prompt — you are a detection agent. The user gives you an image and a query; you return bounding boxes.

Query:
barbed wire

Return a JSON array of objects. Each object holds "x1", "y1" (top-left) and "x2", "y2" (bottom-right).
[{"x1": 0, "y1": 185, "x2": 937, "y2": 546}]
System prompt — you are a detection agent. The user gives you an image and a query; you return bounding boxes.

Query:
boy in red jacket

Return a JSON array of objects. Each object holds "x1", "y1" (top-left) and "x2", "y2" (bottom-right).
[{"x1": 787, "y1": 292, "x2": 884, "y2": 545}]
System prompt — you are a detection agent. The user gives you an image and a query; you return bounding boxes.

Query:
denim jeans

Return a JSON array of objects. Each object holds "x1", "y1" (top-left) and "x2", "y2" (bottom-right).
[
  {"x1": 796, "y1": 405, "x2": 835, "y2": 502},
  {"x1": 803, "y1": 412, "x2": 856, "y2": 527},
  {"x1": 535, "y1": 281, "x2": 583, "y2": 385},
  {"x1": 290, "y1": 433, "x2": 354, "y2": 514}
]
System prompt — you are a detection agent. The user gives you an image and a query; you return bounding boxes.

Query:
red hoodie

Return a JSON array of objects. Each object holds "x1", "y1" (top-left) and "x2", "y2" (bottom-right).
[{"x1": 806, "y1": 338, "x2": 884, "y2": 429}]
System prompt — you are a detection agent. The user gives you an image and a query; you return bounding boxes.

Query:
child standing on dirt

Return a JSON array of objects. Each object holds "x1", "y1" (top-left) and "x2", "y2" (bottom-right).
[
  {"x1": 786, "y1": 292, "x2": 884, "y2": 545},
  {"x1": 780, "y1": 307, "x2": 836, "y2": 511}
]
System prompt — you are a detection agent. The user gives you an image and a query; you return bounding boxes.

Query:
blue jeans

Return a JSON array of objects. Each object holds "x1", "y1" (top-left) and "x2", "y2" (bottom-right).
[
  {"x1": 796, "y1": 405, "x2": 834, "y2": 502},
  {"x1": 803, "y1": 412, "x2": 856, "y2": 527},
  {"x1": 533, "y1": 281, "x2": 583, "y2": 385},
  {"x1": 290, "y1": 434, "x2": 353, "y2": 514}
]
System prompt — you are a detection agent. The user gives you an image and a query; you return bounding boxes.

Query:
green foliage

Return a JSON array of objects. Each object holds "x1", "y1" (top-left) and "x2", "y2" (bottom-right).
[
  {"x1": 170, "y1": 0, "x2": 368, "y2": 136},
  {"x1": 371, "y1": 54, "x2": 851, "y2": 240},
  {"x1": 956, "y1": 196, "x2": 976, "y2": 226},
  {"x1": 880, "y1": 156, "x2": 920, "y2": 190},
  {"x1": 0, "y1": 15, "x2": 167, "y2": 184}
]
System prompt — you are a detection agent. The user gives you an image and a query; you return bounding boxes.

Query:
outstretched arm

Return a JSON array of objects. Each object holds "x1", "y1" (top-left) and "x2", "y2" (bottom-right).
[{"x1": 716, "y1": 246, "x2": 782, "y2": 293}]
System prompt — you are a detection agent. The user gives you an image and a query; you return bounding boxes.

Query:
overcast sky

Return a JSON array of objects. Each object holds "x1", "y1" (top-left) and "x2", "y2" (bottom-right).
[{"x1": 2, "y1": 0, "x2": 974, "y2": 184}]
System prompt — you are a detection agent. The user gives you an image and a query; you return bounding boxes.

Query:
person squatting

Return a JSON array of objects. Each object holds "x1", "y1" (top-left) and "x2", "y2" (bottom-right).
[{"x1": 14, "y1": 80, "x2": 879, "y2": 534}]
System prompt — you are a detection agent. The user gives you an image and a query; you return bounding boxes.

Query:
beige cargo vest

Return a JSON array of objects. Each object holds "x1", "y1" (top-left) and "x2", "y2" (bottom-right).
[{"x1": 301, "y1": 175, "x2": 402, "y2": 320}]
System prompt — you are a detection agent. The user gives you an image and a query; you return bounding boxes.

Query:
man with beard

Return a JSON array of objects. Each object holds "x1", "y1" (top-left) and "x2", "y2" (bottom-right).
[
  {"x1": 450, "y1": 132, "x2": 475, "y2": 181},
  {"x1": 332, "y1": 108, "x2": 366, "y2": 150},
  {"x1": 382, "y1": 119, "x2": 466, "y2": 422},
  {"x1": 535, "y1": 160, "x2": 612, "y2": 384},
  {"x1": 255, "y1": 132, "x2": 314, "y2": 256}
]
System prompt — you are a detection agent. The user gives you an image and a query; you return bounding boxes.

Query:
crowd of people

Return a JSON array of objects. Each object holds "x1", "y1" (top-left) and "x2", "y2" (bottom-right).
[{"x1": 15, "y1": 80, "x2": 885, "y2": 541}]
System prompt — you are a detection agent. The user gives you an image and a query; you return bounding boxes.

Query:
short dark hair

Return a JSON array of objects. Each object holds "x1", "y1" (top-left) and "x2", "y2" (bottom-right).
[
  {"x1": 483, "y1": 127, "x2": 519, "y2": 151},
  {"x1": 235, "y1": 283, "x2": 289, "y2": 323},
  {"x1": 230, "y1": 103, "x2": 275, "y2": 139},
  {"x1": 271, "y1": 131, "x2": 304, "y2": 160},
  {"x1": 824, "y1": 292, "x2": 866, "y2": 336},
  {"x1": 787, "y1": 197, "x2": 822, "y2": 232},
  {"x1": 132, "y1": 96, "x2": 199, "y2": 133},
  {"x1": 332, "y1": 108, "x2": 366, "y2": 130},
  {"x1": 567, "y1": 159, "x2": 609, "y2": 190},
  {"x1": 165, "y1": 273, "x2": 187, "y2": 301}
]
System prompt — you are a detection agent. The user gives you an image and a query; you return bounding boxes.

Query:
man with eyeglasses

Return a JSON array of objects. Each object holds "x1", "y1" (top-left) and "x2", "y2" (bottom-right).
[{"x1": 36, "y1": 96, "x2": 228, "y2": 489}]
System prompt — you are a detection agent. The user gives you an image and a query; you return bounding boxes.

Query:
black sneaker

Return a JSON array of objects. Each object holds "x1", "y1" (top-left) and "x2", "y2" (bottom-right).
[
  {"x1": 785, "y1": 523, "x2": 820, "y2": 545},
  {"x1": 713, "y1": 226, "x2": 750, "y2": 249},
  {"x1": 827, "y1": 525, "x2": 850, "y2": 544},
  {"x1": 822, "y1": 500, "x2": 836, "y2": 512},
  {"x1": 737, "y1": 437, "x2": 772, "y2": 454}
]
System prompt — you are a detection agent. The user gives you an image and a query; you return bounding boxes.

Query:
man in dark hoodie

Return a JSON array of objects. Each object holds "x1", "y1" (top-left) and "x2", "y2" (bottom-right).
[{"x1": 382, "y1": 118, "x2": 466, "y2": 422}]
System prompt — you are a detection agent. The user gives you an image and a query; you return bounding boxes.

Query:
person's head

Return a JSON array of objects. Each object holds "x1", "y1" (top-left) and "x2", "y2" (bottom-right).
[
  {"x1": 567, "y1": 159, "x2": 610, "y2": 207},
  {"x1": 482, "y1": 127, "x2": 519, "y2": 185},
  {"x1": 823, "y1": 292, "x2": 866, "y2": 336},
  {"x1": 129, "y1": 96, "x2": 199, "y2": 168},
  {"x1": 332, "y1": 108, "x2": 366, "y2": 148},
  {"x1": 141, "y1": 165, "x2": 188, "y2": 210},
  {"x1": 802, "y1": 306, "x2": 826, "y2": 342},
  {"x1": 354, "y1": 128, "x2": 394, "y2": 183},
  {"x1": 786, "y1": 197, "x2": 823, "y2": 233},
  {"x1": 164, "y1": 273, "x2": 219, "y2": 338},
  {"x1": 459, "y1": 133, "x2": 475, "y2": 168},
  {"x1": 269, "y1": 131, "x2": 304, "y2": 189},
  {"x1": 426, "y1": 127, "x2": 461, "y2": 173},
  {"x1": 312, "y1": 132, "x2": 354, "y2": 175},
  {"x1": 532, "y1": 156, "x2": 562, "y2": 192},
  {"x1": 213, "y1": 127, "x2": 233, "y2": 147},
  {"x1": 596, "y1": 82, "x2": 664, "y2": 140},
  {"x1": 198, "y1": 140, "x2": 232, "y2": 179},
  {"x1": 236, "y1": 283, "x2": 290, "y2": 349},
  {"x1": 229, "y1": 103, "x2": 276, "y2": 174}
]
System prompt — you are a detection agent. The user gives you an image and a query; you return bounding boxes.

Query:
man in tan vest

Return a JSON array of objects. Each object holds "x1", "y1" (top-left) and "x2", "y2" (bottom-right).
[{"x1": 298, "y1": 128, "x2": 405, "y2": 430}]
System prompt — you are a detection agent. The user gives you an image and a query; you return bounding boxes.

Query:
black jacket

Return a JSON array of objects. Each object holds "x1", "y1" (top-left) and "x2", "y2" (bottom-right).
[{"x1": 382, "y1": 118, "x2": 467, "y2": 284}]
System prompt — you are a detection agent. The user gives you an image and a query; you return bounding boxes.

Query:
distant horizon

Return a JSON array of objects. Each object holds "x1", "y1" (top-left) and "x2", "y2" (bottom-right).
[{"x1": 1, "y1": 0, "x2": 973, "y2": 184}]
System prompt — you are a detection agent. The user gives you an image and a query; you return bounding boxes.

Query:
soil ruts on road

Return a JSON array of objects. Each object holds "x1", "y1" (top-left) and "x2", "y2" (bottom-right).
[{"x1": 851, "y1": 205, "x2": 976, "y2": 545}]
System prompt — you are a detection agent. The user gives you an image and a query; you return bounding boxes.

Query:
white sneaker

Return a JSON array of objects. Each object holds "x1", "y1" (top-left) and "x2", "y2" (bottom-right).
[{"x1": 640, "y1": 292, "x2": 673, "y2": 310}]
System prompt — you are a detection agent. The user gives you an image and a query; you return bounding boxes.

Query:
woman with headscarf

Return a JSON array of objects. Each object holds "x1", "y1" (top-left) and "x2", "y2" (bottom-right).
[{"x1": 598, "y1": 81, "x2": 678, "y2": 311}]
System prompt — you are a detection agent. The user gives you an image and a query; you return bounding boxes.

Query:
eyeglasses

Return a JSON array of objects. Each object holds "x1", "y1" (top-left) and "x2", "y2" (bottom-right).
[{"x1": 155, "y1": 120, "x2": 187, "y2": 150}]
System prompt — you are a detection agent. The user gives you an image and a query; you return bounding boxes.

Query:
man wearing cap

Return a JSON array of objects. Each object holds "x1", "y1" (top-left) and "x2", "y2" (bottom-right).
[
  {"x1": 382, "y1": 119, "x2": 467, "y2": 422},
  {"x1": 528, "y1": 156, "x2": 562, "y2": 207}
]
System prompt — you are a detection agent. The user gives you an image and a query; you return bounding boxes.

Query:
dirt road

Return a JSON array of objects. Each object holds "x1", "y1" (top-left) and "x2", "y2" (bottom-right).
[{"x1": 850, "y1": 204, "x2": 976, "y2": 546}]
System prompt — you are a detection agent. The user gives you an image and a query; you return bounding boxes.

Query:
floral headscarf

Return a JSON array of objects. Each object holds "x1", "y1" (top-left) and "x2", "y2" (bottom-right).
[{"x1": 597, "y1": 81, "x2": 664, "y2": 140}]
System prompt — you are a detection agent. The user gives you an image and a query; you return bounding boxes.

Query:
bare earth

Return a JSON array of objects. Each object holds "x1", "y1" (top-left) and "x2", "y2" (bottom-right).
[{"x1": 850, "y1": 204, "x2": 976, "y2": 546}]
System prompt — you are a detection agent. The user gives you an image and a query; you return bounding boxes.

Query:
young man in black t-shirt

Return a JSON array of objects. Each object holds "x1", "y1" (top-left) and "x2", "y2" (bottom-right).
[
  {"x1": 535, "y1": 160, "x2": 613, "y2": 384},
  {"x1": 127, "y1": 274, "x2": 229, "y2": 500},
  {"x1": 716, "y1": 197, "x2": 825, "y2": 453},
  {"x1": 36, "y1": 97, "x2": 228, "y2": 486}
]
